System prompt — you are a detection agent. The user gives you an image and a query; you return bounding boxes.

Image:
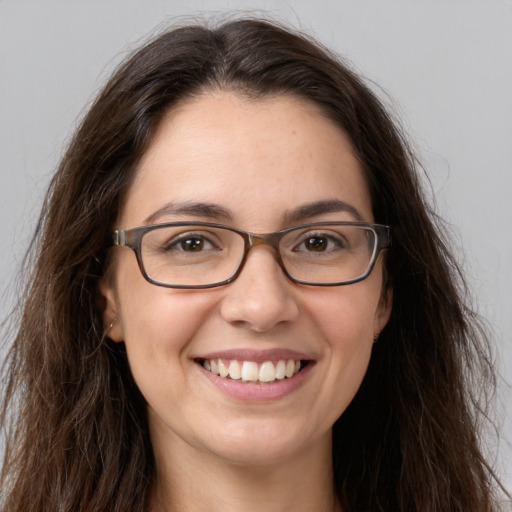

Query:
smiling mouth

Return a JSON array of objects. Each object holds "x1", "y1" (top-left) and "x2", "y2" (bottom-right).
[{"x1": 197, "y1": 358, "x2": 308, "y2": 384}]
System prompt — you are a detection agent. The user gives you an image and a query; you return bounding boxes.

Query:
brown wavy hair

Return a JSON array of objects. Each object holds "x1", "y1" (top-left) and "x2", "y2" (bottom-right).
[{"x1": 1, "y1": 17, "x2": 508, "y2": 511}]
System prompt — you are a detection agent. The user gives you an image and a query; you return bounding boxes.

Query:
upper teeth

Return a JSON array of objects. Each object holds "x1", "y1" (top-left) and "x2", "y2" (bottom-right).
[{"x1": 202, "y1": 359, "x2": 302, "y2": 383}]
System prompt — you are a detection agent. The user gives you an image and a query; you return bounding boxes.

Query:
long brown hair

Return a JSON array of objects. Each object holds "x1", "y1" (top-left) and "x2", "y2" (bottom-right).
[{"x1": 1, "y1": 18, "x2": 507, "y2": 511}]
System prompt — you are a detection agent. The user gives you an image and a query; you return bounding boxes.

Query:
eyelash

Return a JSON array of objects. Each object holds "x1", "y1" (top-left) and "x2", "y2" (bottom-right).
[
  {"x1": 164, "y1": 232, "x2": 219, "y2": 252},
  {"x1": 292, "y1": 232, "x2": 347, "y2": 253}
]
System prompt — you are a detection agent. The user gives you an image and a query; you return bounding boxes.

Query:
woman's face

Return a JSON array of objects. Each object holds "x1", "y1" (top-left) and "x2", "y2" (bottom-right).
[{"x1": 101, "y1": 92, "x2": 391, "y2": 467}]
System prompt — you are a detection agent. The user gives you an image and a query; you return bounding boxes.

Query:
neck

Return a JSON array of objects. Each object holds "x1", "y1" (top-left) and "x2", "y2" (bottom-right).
[{"x1": 149, "y1": 428, "x2": 341, "y2": 512}]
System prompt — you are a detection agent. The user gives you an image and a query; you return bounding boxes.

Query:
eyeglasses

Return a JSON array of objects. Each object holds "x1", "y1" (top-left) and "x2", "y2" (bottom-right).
[{"x1": 109, "y1": 221, "x2": 391, "y2": 289}]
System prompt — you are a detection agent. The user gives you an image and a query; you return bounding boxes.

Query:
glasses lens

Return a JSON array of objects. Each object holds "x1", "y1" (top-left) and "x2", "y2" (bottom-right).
[
  {"x1": 280, "y1": 224, "x2": 376, "y2": 284},
  {"x1": 140, "y1": 225, "x2": 245, "y2": 286}
]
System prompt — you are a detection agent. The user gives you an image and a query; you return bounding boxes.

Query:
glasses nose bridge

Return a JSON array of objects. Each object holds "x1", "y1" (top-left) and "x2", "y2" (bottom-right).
[
  {"x1": 242, "y1": 231, "x2": 285, "y2": 266},
  {"x1": 246, "y1": 231, "x2": 282, "y2": 250}
]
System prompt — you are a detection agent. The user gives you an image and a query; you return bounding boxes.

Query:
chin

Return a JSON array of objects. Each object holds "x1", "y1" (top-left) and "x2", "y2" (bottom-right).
[{"x1": 203, "y1": 417, "x2": 328, "y2": 468}]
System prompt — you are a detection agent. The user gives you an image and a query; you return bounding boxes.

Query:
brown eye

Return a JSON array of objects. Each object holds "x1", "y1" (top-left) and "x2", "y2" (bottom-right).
[
  {"x1": 290, "y1": 230, "x2": 348, "y2": 255},
  {"x1": 181, "y1": 238, "x2": 205, "y2": 251},
  {"x1": 305, "y1": 236, "x2": 328, "y2": 252},
  {"x1": 163, "y1": 232, "x2": 217, "y2": 253}
]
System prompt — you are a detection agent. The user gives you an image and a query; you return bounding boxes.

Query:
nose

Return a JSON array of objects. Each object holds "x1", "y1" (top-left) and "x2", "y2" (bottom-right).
[{"x1": 219, "y1": 246, "x2": 300, "y2": 333}]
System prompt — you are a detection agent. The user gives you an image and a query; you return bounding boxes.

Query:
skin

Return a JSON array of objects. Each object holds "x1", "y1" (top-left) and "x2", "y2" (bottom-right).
[{"x1": 100, "y1": 92, "x2": 391, "y2": 512}]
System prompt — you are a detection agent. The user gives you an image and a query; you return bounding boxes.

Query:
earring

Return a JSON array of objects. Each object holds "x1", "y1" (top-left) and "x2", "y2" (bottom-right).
[{"x1": 105, "y1": 318, "x2": 118, "y2": 336}]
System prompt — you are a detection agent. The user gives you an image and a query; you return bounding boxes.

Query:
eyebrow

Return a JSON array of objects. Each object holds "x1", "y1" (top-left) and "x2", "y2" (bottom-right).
[
  {"x1": 143, "y1": 198, "x2": 364, "y2": 226},
  {"x1": 143, "y1": 201, "x2": 233, "y2": 225},
  {"x1": 283, "y1": 199, "x2": 364, "y2": 224}
]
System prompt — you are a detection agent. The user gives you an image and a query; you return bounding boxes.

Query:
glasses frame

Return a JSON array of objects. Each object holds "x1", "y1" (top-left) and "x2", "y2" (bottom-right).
[{"x1": 109, "y1": 221, "x2": 391, "y2": 289}]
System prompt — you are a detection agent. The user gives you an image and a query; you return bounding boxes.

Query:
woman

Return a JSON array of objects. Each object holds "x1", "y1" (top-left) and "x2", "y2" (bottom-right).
[{"x1": 1, "y1": 18, "x2": 507, "y2": 511}]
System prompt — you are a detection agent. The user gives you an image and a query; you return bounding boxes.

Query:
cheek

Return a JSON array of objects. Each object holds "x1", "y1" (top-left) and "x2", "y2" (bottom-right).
[
  {"x1": 116, "y1": 280, "x2": 223, "y2": 422},
  {"x1": 321, "y1": 295, "x2": 375, "y2": 384},
  {"x1": 305, "y1": 283, "x2": 381, "y2": 419},
  {"x1": 311, "y1": 282, "x2": 381, "y2": 346},
  {"x1": 114, "y1": 257, "x2": 218, "y2": 366}
]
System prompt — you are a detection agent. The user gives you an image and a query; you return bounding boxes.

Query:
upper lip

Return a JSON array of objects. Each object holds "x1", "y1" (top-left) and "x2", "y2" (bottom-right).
[{"x1": 194, "y1": 348, "x2": 315, "y2": 364}]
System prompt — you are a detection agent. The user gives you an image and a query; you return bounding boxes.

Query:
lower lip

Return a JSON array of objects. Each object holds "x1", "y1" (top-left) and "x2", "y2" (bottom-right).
[{"x1": 196, "y1": 362, "x2": 314, "y2": 402}]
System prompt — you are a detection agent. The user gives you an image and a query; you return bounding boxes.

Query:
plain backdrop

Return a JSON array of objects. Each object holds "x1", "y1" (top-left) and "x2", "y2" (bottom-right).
[{"x1": 1, "y1": 0, "x2": 511, "y2": 496}]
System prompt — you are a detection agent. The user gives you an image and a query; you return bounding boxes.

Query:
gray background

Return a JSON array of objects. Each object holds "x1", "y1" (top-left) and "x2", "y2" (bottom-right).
[{"x1": 1, "y1": 0, "x2": 511, "y2": 497}]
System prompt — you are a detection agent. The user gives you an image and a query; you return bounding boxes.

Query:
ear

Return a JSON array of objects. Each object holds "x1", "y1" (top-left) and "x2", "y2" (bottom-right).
[
  {"x1": 373, "y1": 286, "x2": 392, "y2": 339},
  {"x1": 98, "y1": 278, "x2": 124, "y2": 342}
]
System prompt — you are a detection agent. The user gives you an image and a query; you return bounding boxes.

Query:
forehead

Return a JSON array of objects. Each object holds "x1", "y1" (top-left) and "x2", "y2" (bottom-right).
[{"x1": 120, "y1": 92, "x2": 372, "y2": 228}]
